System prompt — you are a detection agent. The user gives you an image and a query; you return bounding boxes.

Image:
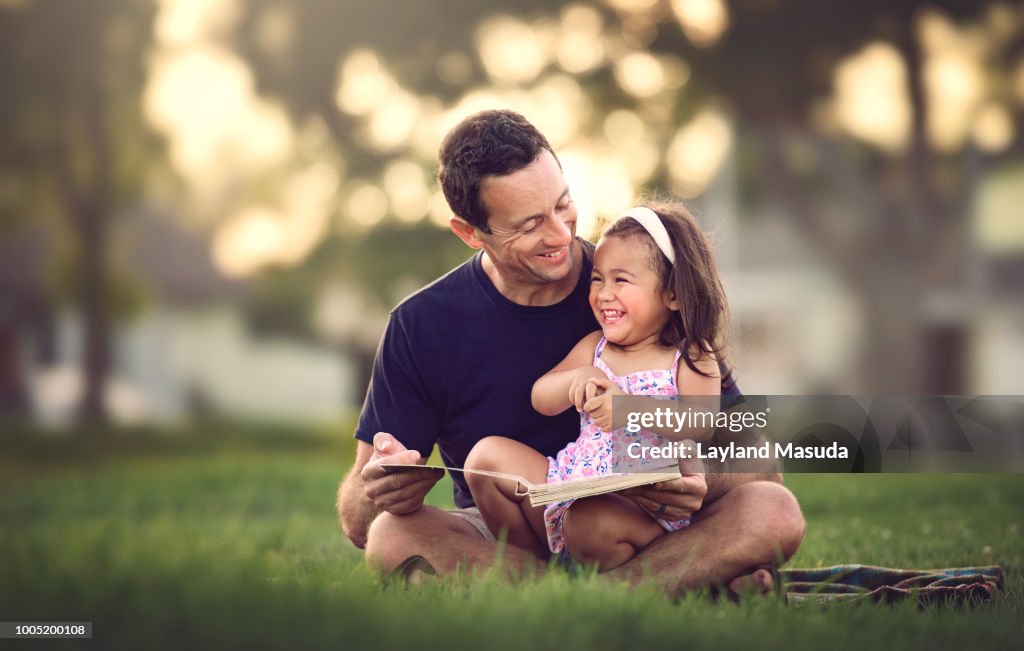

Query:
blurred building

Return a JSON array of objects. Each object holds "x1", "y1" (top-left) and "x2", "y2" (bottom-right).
[
  {"x1": 970, "y1": 163, "x2": 1024, "y2": 395},
  {"x1": 2, "y1": 209, "x2": 355, "y2": 426},
  {"x1": 707, "y1": 153, "x2": 1024, "y2": 397}
]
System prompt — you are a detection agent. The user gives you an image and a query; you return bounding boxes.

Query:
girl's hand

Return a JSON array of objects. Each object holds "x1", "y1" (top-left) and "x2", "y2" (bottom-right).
[
  {"x1": 581, "y1": 377, "x2": 625, "y2": 430},
  {"x1": 569, "y1": 367, "x2": 612, "y2": 412}
]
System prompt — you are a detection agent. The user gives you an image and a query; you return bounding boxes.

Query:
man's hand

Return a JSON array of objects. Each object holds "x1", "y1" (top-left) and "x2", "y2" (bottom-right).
[
  {"x1": 360, "y1": 433, "x2": 444, "y2": 515},
  {"x1": 621, "y1": 448, "x2": 707, "y2": 522},
  {"x1": 581, "y1": 377, "x2": 625, "y2": 431},
  {"x1": 569, "y1": 367, "x2": 612, "y2": 412}
]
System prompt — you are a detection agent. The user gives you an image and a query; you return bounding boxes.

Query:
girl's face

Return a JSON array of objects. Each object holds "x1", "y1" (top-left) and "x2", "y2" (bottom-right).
[{"x1": 589, "y1": 235, "x2": 677, "y2": 347}]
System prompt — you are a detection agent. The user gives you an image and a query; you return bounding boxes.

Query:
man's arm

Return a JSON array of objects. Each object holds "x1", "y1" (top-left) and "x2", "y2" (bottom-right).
[
  {"x1": 625, "y1": 348, "x2": 781, "y2": 512},
  {"x1": 622, "y1": 421, "x2": 783, "y2": 521},
  {"x1": 337, "y1": 435, "x2": 444, "y2": 549},
  {"x1": 620, "y1": 461, "x2": 781, "y2": 523},
  {"x1": 337, "y1": 441, "x2": 378, "y2": 549},
  {"x1": 702, "y1": 416, "x2": 784, "y2": 502},
  {"x1": 705, "y1": 468, "x2": 783, "y2": 502}
]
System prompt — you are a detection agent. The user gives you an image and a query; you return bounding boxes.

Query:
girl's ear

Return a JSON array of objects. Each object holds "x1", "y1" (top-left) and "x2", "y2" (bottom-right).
[{"x1": 665, "y1": 290, "x2": 680, "y2": 312}]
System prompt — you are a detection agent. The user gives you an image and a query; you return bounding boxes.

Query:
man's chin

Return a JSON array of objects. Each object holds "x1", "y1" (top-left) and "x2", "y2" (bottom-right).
[
  {"x1": 532, "y1": 245, "x2": 577, "y2": 281},
  {"x1": 531, "y1": 257, "x2": 574, "y2": 283}
]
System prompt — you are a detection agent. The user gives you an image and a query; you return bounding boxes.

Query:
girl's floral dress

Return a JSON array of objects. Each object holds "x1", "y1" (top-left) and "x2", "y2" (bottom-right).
[{"x1": 544, "y1": 337, "x2": 691, "y2": 553}]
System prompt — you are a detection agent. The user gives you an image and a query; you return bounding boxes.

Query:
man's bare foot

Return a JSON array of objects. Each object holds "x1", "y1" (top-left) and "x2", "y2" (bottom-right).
[
  {"x1": 407, "y1": 567, "x2": 436, "y2": 586},
  {"x1": 727, "y1": 567, "x2": 777, "y2": 597},
  {"x1": 387, "y1": 555, "x2": 438, "y2": 587}
]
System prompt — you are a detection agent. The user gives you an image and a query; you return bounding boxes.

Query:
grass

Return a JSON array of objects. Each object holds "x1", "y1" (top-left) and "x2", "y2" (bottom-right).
[{"x1": 0, "y1": 420, "x2": 1021, "y2": 650}]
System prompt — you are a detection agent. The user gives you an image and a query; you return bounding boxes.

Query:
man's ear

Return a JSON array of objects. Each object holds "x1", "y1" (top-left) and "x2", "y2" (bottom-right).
[{"x1": 450, "y1": 216, "x2": 485, "y2": 249}]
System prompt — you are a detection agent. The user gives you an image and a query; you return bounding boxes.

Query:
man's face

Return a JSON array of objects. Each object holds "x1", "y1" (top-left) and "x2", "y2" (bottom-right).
[{"x1": 474, "y1": 150, "x2": 578, "y2": 286}]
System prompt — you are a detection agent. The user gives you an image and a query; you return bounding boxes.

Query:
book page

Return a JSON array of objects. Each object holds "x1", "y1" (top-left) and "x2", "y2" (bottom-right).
[
  {"x1": 379, "y1": 463, "x2": 681, "y2": 506},
  {"x1": 379, "y1": 463, "x2": 533, "y2": 494}
]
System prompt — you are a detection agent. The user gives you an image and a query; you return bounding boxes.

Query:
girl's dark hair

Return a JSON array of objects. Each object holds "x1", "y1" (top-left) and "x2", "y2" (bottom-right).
[{"x1": 602, "y1": 201, "x2": 734, "y2": 389}]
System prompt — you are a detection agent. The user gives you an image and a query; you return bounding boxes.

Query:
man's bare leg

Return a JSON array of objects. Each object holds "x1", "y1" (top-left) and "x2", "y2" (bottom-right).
[
  {"x1": 604, "y1": 480, "x2": 805, "y2": 597},
  {"x1": 364, "y1": 506, "x2": 546, "y2": 580},
  {"x1": 364, "y1": 479, "x2": 802, "y2": 595}
]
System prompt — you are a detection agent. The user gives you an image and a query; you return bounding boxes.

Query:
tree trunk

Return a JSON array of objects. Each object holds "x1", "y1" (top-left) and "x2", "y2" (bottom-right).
[
  {"x1": 68, "y1": 92, "x2": 114, "y2": 427},
  {"x1": 76, "y1": 202, "x2": 111, "y2": 424},
  {"x1": 0, "y1": 312, "x2": 28, "y2": 416}
]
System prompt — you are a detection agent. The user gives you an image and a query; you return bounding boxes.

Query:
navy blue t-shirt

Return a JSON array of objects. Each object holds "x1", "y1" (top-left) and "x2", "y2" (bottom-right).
[{"x1": 355, "y1": 240, "x2": 599, "y2": 508}]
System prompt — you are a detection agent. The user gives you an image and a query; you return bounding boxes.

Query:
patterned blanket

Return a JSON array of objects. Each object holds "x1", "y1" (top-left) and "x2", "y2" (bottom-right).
[{"x1": 778, "y1": 565, "x2": 1005, "y2": 606}]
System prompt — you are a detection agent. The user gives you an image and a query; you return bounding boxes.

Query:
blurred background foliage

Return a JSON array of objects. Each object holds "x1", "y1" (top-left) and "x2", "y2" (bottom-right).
[{"x1": 2, "y1": 0, "x2": 1024, "y2": 427}]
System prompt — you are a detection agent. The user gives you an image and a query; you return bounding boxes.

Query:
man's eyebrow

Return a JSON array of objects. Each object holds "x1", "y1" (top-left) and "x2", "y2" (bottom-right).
[{"x1": 509, "y1": 188, "x2": 571, "y2": 229}]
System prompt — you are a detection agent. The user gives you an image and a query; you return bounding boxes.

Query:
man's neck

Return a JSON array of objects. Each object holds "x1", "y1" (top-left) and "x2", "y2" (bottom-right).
[{"x1": 480, "y1": 243, "x2": 583, "y2": 307}]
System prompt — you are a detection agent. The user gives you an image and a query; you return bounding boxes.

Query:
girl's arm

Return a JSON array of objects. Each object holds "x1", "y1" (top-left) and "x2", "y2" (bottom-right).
[
  {"x1": 663, "y1": 348, "x2": 722, "y2": 440},
  {"x1": 532, "y1": 330, "x2": 605, "y2": 416},
  {"x1": 676, "y1": 347, "x2": 723, "y2": 410}
]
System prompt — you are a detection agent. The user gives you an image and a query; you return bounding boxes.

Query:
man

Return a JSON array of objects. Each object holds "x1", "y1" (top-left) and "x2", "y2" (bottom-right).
[{"x1": 337, "y1": 110, "x2": 804, "y2": 595}]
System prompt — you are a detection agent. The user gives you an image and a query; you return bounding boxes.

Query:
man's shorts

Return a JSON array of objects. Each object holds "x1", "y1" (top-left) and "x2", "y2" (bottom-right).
[
  {"x1": 448, "y1": 507, "x2": 496, "y2": 541},
  {"x1": 448, "y1": 507, "x2": 580, "y2": 572}
]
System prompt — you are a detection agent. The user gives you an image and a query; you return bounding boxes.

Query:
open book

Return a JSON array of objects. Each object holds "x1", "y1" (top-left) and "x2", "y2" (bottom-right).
[{"x1": 381, "y1": 463, "x2": 681, "y2": 507}]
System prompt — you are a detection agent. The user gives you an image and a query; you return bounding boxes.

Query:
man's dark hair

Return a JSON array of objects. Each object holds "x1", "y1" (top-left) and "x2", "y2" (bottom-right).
[{"x1": 437, "y1": 110, "x2": 556, "y2": 233}]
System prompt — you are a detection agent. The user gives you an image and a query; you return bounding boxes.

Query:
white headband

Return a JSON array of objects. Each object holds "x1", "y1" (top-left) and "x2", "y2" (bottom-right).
[{"x1": 613, "y1": 207, "x2": 675, "y2": 264}]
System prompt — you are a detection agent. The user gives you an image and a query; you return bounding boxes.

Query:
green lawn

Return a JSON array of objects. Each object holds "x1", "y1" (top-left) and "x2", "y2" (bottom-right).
[{"x1": 1, "y1": 421, "x2": 1021, "y2": 650}]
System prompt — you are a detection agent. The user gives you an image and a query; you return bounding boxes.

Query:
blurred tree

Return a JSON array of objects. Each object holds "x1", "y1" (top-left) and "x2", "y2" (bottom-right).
[
  {"x1": 242, "y1": 221, "x2": 470, "y2": 394},
  {"x1": 0, "y1": 0, "x2": 157, "y2": 423},
  {"x1": 234, "y1": 0, "x2": 558, "y2": 178},
  {"x1": 233, "y1": 0, "x2": 1023, "y2": 393}
]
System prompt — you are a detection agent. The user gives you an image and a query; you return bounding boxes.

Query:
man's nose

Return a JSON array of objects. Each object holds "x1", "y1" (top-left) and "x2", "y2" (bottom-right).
[{"x1": 542, "y1": 213, "x2": 572, "y2": 246}]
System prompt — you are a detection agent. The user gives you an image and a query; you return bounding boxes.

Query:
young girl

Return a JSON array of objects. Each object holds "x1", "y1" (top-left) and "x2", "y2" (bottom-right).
[{"x1": 464, "y1": 202, "x2": 731, "y2": 570}]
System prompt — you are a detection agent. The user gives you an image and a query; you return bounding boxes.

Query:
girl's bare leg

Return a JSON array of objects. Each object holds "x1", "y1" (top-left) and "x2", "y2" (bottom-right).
[
  {"x1": 465, "y1": 436, "x2": 551, "y2": 560},
  {"x1": 563, "y1": 493, "x2": 665, "y2": 571}
]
